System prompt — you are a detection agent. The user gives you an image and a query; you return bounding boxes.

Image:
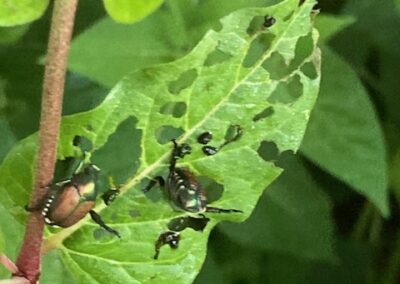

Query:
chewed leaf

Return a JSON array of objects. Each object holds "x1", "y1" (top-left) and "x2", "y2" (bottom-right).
[{"x1": 0, "y1": 0, "x2": 320, "y2": 282}]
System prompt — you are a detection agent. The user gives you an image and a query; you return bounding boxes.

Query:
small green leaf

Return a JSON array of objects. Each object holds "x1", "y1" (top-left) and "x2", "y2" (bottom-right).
[
  {"x1": 0, "y1": 0, "x2": 49, "y2": 27},
  {"x1": 103, "y1": 0, "x2": 163, "y2": 24},
  {"x1": 0, "y1": 0, "x2": 320, "y2": 282}
]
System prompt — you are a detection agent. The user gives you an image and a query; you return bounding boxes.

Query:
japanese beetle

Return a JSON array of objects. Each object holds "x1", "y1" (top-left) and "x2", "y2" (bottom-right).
[
  {"x1": 144, "y1": 139, "x2": 243, "y2": 214},
  {"x1": 26, "y1": 155, "x2": 120, "y2": 238},
  {"x1": 144, "y1": 125, "x2": 243, "y2": 258}
]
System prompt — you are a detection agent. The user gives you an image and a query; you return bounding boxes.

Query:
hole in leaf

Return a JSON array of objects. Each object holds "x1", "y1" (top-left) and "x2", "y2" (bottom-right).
[
  {"x1": 168, "y1": 69, "x2": 197, "y2": 95},
  {"x1": 262, "y1": 33, "x2": 314, "y2": 80},
  {"x1": 73, "y1": 135, "x2": 93, "y2": 152},
  {"x1": 92, "y1": 117, "x2": 141, "y2": 182},
  {"x1": 283, "y1": 11, "x2": 294, "y2": 21},
  {"x1": 262, "y1": 52, "x2": 290, "y2": 80},
  {"x1": 204, "y1": 48, "x2": 232, "y2": 66},
  {"x1": 301, "y1": 62, "x2": 318, "y2": 79},
  {"x1": 159, "y1": 101, "x2": 187, "y2": 118},
  {"x1": 156, "y1": 125, "x2": 184, "y2": 144},
  {"x1": 288, "y1": 32, "x2": 314, "y2": 70},
  {"x1": 243, "y1": 33, "x2": 275, "y2": 68},
  {"x1": 253, "y1": 106, "x2": 274, "y2": 121},
  {"x1": 167, "y1": 216, "x2": 210, "y2": 232},
  {"x1": 258, "y1": 140, "x2": 280, "y2": 162},
  {"x1": 198, "y1": 176, "x2": 224, "y2": 203},
  {"x1": 258, "y1": 141, "x2": 295, "y2": 167},
  {"x1": 53, "y1": 157, "x2": 80, "y2": 182},
  {"x1": 267, "y1": 75, "x2": 303, "y2": 104},
  {"x1": 224, "y1": 124, "x2": 241, "y2": 143},
  {"x1": 142, "y1": 178, "x2": 163, "y2": 202},
  {"x1": 246, "y1": 16, "x2": 264, "y2": 36}
]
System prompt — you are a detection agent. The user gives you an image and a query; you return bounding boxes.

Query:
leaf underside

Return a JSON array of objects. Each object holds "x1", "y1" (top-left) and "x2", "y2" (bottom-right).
[{"x1": 0, "y1": 0, "x2": 320, "y2": 283}]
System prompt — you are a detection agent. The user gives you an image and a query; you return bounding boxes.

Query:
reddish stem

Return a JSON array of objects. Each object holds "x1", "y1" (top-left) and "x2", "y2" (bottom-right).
[{"x1": 13, "y1": 0, "x2": 78, "y2": 282}]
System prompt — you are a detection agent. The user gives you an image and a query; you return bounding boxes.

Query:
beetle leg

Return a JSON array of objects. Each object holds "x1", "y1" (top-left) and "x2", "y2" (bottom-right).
[
  {"x1": 143, "y1": 176, "x2": 165, "y2": 192},
  {"x1": 102, "y1": 189, "x2": 120, "y2": 205},
  {"x1": 170, "y1": 139, "x2": 192, "y2": 171},
  {"x1": 24, "y1": 185, "x2": 52, "y2": 212},
  {"x1": 205, "y1": 206, "x2": 243, "y2": 214},
  {"x1": 102, "y1": 176, "x2": 120, "y2": 205},
  {"x1": 89, "y1": 210, "x2": 121, "y2": 238},
  {"x1": 54, "y1": 179, "x2": 71, "y2": 187}
]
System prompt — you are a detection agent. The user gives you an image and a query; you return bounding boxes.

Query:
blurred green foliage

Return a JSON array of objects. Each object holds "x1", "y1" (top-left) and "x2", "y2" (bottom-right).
[
  {"x1": 102, "y1": 0, "x2": 164, "y2": 24},
  {"x1": 0, "y1": 0, "x2": 399, "y2": 283},
  {"x1": 0, "y1": 0, "x2": 49, "y2": 27}
]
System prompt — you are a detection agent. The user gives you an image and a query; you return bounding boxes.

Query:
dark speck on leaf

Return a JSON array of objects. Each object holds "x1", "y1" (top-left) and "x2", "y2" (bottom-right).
[{"x1": 263, "y1": 15, "x2": 276, "y2": 28}]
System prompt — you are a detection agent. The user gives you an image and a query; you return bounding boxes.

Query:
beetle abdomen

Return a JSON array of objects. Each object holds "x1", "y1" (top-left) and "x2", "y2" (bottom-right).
[
  {"x1": 168, "y1": 168, "x2": 207, "y2": 212},
  {"x1": 44, "y1": 183, "x2": 95, "y2": 227},
  {"x1": 56, "y1": 201, "x2": 95, "y2": 227}
]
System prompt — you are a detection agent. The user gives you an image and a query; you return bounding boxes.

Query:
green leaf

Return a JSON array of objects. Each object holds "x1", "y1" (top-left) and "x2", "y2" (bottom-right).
[
  {"x1": 0, "y1": 0, "x2": 320, "y2": 282},
  {"x1": 219, "y1": 155, "x2": 335, "y2": 260},
  {"x1": 258, "y1": 239, "x2": 371, "y2": 284},
  {"x1": 68, "y1": 0, "x2": 280, "y2": 87},
  {"x1": 41, "y1": 251, "x2": 76, "y2": 284},
  {"x1": 0, "y1": 120, "x2": 16, "y2": 163},
  {"x1": 0, "y1": 204, "x2": 24, "y2": 278},
  {"x1": 0, "y1": 0, "x2": 49, "y2": 27},
  {"x1": 314, "y1": 15, "x2": 355, "y2": 42},
  {"x1": 0, "y1": 79, "x2": 17, "y2": 163},
  {"x1": 103, "y1": 0, "x2": 163, "y2": 24},
  {"x1": 301, "y1": 16, "x2": 389, "y2": 216}
]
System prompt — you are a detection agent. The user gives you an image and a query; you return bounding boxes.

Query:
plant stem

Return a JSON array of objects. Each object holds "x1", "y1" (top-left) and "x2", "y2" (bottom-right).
[{"x1": 13, "y1": 0, "x2": 78, "y2": 282}]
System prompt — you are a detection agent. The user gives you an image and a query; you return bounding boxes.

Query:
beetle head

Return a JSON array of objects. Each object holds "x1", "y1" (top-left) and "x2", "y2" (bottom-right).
[{"x1": 82, "y1": 164, "x2": 100, "y2": 179}]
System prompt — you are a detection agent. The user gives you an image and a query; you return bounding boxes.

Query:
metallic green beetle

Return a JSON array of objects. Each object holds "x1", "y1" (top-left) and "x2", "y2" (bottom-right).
[{"x1": 27, "y1": 155, "x2": 120, "y2": 238}]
